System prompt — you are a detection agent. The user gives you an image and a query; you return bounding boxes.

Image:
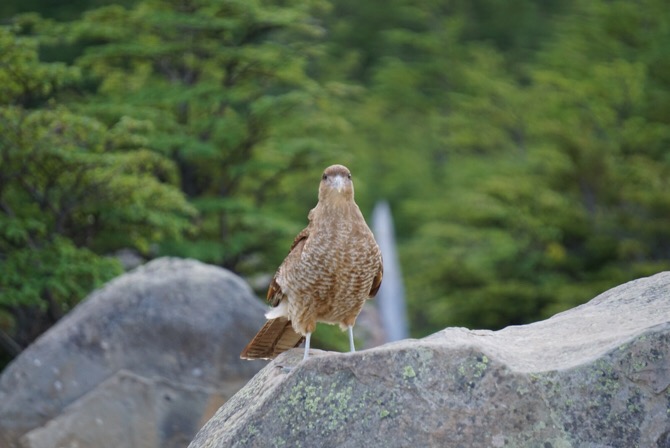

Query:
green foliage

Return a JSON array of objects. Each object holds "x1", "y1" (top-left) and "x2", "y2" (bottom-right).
[
  {"x1": 0, "y1": 238, "x2": 121, "y2": 310},
  {"x1": 0, "y1": 104, "x2": 196, "y2": 250},
  {"x1": 368, "y1": 0, "x2": 670, "y2": 333},
  {"x1": 58, "y1": 0, "x2": 344, "y2": 270},
  {"x1": 0, "y1": 26, "x2": 80, "y2": 105},
  {"x1": 0, "y1": 27, "x2": 195, "y2": 361}
]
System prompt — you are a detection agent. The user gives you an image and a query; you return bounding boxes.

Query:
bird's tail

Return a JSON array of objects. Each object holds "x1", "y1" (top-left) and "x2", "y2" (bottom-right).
[{"x1": 240, "y1": 317, "x2": 305, "y2": 360}]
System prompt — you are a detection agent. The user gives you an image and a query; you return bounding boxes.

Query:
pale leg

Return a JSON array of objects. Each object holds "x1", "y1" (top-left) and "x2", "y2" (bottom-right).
[
  {"x1": 348, "y1": 325, "x2": 356, "y2": 353},
  {"x1": 303, "y1": 332, "x2": 312, "y2": 361}
]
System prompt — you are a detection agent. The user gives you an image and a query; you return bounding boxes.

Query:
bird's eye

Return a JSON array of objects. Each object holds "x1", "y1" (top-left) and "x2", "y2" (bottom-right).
[
  {"x1": 347, "y1": 173, "x2": 352, "y2": 179},
  {"x1": 322, "y1": 174, "x2": 327, "y2": 180}
]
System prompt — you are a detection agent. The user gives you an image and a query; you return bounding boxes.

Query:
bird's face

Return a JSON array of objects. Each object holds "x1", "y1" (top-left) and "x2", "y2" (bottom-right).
[{"x1": 319, "y1": 164, "x2": 354, "y2": 200}]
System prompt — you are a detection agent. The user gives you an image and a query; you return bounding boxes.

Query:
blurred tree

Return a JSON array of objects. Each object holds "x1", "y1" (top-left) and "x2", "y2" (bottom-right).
[
  {"x1": 526, "y1": 0, "x2": 670, "y2": 313},
  {"x1": 320, "y1": 0, "x2": 568, "y2": 233},
  {"x1": 0, "y1": 27, "x2": 195, "y2": 363},
  {"x1": 58, "y1": 0, "x2": 346, "y2": 272},
  {"x1": 319, "y1": 0, "x2": 567, "y2": 84},
  {"x1": 0, "y1": 0, "x2": 136, "y2": 21},
  {"x1": 399, "y1": 0, "x2": 670, "y2": 334}
]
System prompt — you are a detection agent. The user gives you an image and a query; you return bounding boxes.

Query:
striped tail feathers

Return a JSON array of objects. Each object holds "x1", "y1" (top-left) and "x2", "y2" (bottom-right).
[{"x1": 240, "y1": 317, "x2": 305, "y2": 360}]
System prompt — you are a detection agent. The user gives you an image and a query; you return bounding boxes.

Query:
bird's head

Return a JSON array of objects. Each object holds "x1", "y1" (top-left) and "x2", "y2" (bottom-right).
[{"x1": 319, "y1": 164, "x2": 354, "y2": 201}]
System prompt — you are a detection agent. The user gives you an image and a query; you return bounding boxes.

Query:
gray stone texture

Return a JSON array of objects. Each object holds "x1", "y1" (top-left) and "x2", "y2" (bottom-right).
[
  {"x1": 190, "y1": 272, "x2": 670, "y2": 448},
  {"x1": 0, "y1": 257, "x2": 267, "y2": 448}
]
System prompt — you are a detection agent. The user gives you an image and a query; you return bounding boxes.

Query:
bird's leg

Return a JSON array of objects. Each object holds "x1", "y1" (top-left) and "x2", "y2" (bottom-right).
[
  {"x1": 303, "y1": 332, "x2": 312, "y2": 361},
  {"x1": 348, "y1": 325, "x2": 356, "y2": 353}
]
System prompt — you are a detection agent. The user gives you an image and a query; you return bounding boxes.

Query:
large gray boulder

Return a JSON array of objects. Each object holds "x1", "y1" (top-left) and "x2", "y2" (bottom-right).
[
  {"x1": 0, "y1": 257, "x2": 268, "y2": 448},
  {"x1": 189, "y1": 272, "x2": 670, "y2": 448}
]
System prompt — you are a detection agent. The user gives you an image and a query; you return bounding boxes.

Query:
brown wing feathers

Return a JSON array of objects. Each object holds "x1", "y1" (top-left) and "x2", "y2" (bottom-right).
[
  {"x1": 240, "y1": 317, "x2": 305, "y2": 360},
  {"x1": 240, "y1": 228, "x2": 310, "y2": 360},
  {"x1": 369, "y1": 263, "x2": 383, "y2": 298}
]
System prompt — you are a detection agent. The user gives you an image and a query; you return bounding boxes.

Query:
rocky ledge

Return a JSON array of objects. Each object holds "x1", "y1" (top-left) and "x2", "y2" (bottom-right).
[{"x1": 190, "y1": 272, "x2": 670, "y2": 448}]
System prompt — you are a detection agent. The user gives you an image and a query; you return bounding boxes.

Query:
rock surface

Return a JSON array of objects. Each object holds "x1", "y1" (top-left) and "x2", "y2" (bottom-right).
[
  {"x1": 189, "y1": 272, "x2": 670, "y2": 448},
  {"x1": 0, "y1": 257, "x2": 268, "y2": 448}
]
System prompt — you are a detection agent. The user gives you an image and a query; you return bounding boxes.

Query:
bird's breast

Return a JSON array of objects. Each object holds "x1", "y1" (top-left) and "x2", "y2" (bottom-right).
[{"x1": 279, "y1": 214, "x2": 380, "y2": 321}]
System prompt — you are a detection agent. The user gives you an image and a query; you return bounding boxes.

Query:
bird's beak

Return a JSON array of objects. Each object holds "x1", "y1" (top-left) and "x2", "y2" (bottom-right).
[{"x1": 332, "y1": 175, "x2": 346, "y2": 193}]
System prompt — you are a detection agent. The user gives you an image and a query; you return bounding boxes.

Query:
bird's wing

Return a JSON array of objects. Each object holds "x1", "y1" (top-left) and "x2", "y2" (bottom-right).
[
  {"x1": 266, "y1": 227, "x2": 310, "y2": 306},
  {"x1": 369, "y1": 254, "x2": 384, "y2": 298},
  {"x1": 288, "y1": 226, "x2": 311, "y2": 252}
]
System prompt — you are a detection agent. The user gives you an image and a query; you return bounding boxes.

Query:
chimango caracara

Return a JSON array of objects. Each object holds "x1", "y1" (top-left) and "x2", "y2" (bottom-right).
[{"x1": 240, "y1": 165, "x2": 383, "y2": 361}]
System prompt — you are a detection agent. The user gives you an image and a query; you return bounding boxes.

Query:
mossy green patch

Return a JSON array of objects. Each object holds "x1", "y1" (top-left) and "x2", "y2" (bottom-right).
[
  {"x1": 272, "y1": 369, "x2": 402, "y2": 443},
  {"x1": 456, "y1": 354, "x2": 490, "y2": 381}
]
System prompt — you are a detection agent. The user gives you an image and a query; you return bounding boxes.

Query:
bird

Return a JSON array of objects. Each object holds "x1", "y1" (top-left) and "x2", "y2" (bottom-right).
[{"x1": 240, "y1": 164, "x2": 383, "y2": 361}]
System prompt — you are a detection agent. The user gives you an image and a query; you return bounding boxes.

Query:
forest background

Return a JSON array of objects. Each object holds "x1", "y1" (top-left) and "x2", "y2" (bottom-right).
[{"x1": 2, "y1": 0, "x2": 670, "y2": 371}]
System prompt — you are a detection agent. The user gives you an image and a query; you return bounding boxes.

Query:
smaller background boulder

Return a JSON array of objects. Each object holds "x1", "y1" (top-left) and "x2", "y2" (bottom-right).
[{"x1": 0, "y1": 257, "x2": 268, "y2": 448}]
